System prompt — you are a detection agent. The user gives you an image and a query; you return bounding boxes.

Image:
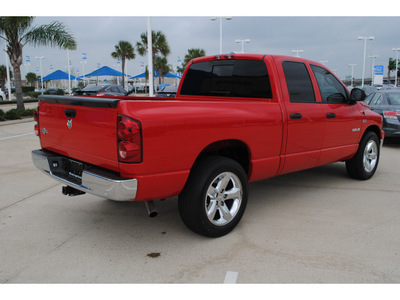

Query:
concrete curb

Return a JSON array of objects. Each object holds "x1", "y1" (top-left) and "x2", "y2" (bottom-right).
[{"x1": 0, "y1": 118, "x2": 34, "y2": 126}]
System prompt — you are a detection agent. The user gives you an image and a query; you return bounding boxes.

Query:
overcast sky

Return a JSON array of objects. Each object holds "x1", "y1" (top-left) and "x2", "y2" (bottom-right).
[{"x1": 2, "y1": 1, "x2": 400, "y2": 82}]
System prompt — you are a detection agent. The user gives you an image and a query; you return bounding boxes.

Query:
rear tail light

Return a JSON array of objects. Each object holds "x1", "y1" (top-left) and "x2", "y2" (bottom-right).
[
  {"x1": 33, "y1": 109, "x2": 40, "y2": 137},
  {"x1": 117, "y1": 116, "x2": 142, "y2": 163},
  {"x1": 383, "y1": 111, "x2": 397, "y2": 119},
  {"x1": 96, "y1": 93, "x2": 106, "y2": 96}
]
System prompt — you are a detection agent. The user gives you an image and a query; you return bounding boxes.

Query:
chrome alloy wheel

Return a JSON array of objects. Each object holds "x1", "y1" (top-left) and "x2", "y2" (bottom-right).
[
  {"x1": 205, "y1": 172, "x2": 243, "y2": 226},
  {"x1": 363, "y1": 139, "x2": 378, "y2": 173}
]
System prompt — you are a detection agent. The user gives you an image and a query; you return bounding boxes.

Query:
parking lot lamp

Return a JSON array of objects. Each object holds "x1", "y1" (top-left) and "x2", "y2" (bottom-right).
[
  {"x1": 291, "y1": 50, "x2": 303, "y2": 57},
  {"x1": 35, "y1": 56, "x2": 45, "y2": 94},
  {"x1": 392, "y1": 48, "x2": 400, "y2": 87},
  {"x1": 235, "y1": 39, "x2": 250, "y2": 53},
  {"x1": 358, "y1": 36, "x2": 374, "y2": 88},
  {"x1": 210, "y1": 17, "x2": 232, "y2": 54},
  {"x1": 349, "y1": 64, "x2": 356, "y2": 88},
  {"x1": 369, "y1": 55, "x2": 378, "y2": 86}
]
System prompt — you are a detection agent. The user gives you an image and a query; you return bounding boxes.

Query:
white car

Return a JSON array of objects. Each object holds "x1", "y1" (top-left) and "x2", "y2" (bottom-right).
[{"x1": 0, "y1": 88, "x2": 6, "y2": 101}]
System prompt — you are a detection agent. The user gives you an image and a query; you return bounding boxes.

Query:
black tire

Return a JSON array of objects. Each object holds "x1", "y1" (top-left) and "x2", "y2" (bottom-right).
[
  {"x1": 178, "y1": 156, "x2": 248, "y2": 237},
  {"x1": 346, "y1": 131, "x2": 380, "y2": 180}
]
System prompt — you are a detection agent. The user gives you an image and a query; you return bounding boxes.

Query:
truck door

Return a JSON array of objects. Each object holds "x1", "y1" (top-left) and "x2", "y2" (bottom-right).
[
  {"x1": 310, "y1": 65, "x2": 363, "y2": 164},
  {"x1": 278, "y1": 60, "x2": 325, "y2": 174}
]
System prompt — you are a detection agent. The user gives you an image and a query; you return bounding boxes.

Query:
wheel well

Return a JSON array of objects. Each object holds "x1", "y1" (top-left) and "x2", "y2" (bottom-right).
[
  {"x1": 364, "y1": 125, "x2": 381, "y2": 141},
  {"x1": 194, "y1": 140, "x2": 250, "y2": 175}
]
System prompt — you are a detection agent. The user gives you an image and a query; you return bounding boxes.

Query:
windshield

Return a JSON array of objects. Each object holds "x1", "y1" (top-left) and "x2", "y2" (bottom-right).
[{"x1": 81, "y1": 84, "x2": 107, "y2": 91}]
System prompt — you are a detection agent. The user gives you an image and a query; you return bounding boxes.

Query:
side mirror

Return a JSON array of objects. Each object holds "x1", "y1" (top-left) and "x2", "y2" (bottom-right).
[{"x1": 349, "y1": 88, "x2": 366, "y2": 104}]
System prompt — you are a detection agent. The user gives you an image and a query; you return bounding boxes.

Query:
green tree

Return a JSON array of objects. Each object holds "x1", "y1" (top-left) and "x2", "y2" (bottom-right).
[
  {"x1": 0, "y1": 64, "x2": 13, "y2": 90},
  {"x1": 25, "y1": 72, "x2": 38, "y2": 86},
  {"x1": 177, "y1": 48, "x2": 206, "y2": 73},
  {"x1": 0, "y1": 17, "x2": 76, "y2": 110},
  {"x1": 136, "y1": 30, "x2": 170, "y2": 88},
  {"x1": 111, "y1": 40, "x2": 135, "y2": 89},
  {"x1": 388, "y1": 58, "x2": 397, "y2": 84}
]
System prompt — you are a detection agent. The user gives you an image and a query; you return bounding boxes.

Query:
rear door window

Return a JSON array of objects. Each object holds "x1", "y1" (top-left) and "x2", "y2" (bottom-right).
[
  {"x1": 180, "y1": 59, "x2": 272, "y2": 99},
  {"x1": 282, "y1": 61, "x2": 316, "y2": 103}
]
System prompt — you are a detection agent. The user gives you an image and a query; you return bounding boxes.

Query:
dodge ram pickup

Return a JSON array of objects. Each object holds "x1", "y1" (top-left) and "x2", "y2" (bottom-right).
[{"x1": 32, "y1": 54, "x2": 384, "y2": 237}]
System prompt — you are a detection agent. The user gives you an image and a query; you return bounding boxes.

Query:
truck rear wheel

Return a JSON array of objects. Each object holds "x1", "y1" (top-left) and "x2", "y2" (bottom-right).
[
  {"x1": 178, "y1": 156, "x2": 248, "y2": 237},
  {"x1": 346, "y1": 131, "x2": 380, "y2": 180}
]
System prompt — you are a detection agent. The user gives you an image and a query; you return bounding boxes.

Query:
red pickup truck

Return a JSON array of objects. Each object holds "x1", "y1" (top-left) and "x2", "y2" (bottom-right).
[{"x1": 32, "y1": 54, "x2": 383, "y2": 237}]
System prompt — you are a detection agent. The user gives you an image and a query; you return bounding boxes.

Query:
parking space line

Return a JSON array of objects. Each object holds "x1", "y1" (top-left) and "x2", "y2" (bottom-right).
[
  {"x1": 224, "y1": 271, "x2": 238, "y2": 284},
  {"x1": 0, "y1": 132, "x2": 34, "y2": 141}
]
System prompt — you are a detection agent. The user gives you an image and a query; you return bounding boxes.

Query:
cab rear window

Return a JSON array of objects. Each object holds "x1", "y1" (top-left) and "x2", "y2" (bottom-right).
[{"x1": 180, "y1": 59, "x2": 272, "y2": 99}]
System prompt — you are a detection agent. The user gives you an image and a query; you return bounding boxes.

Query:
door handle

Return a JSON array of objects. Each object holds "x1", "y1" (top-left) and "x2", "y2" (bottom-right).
[
  {"x1": 290, "y1": 113, "x2": 302, "y2": 119},
  {"x1": 326, "y1": 113, "x2": 336, "y2": 119},
  {"x1": 64, "y1": 109, "x2": 77, "y2": 118}
]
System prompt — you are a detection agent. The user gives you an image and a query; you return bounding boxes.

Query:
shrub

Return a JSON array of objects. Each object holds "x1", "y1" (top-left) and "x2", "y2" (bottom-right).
[
  {"x1": 5, "y1": 109, "x2": 21, "y2": 120},
  {"x1": 22, "y1": 86, "x2": 35, "y2": 93}
]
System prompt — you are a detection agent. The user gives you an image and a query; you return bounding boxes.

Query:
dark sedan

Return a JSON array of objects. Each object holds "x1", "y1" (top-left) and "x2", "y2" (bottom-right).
[
  {"x1": 74, "y1": 84, "x2": 129, "y2": 97},
  {"x1": 156, "y1": 85, "x2": 177, "y2": 97},
  {"x1": 364, "y1": 89, "x2": 400, "y2": 138}
]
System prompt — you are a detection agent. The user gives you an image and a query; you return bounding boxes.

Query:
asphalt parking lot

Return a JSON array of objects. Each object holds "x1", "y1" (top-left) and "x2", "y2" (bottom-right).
[{"x1": 1, "y1": 120, "x2": 400, "y2": 284}]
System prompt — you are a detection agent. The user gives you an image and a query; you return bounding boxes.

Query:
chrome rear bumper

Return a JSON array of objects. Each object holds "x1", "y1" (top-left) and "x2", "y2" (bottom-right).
[{"x1": 31, "y1": 149, "x2": 137, "y2": 201}]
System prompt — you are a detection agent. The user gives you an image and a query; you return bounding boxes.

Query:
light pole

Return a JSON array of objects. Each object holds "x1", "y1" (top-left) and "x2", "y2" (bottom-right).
[
  {"x1": 210, "y1": 17, "x2": 232, "y2": 54},
  {"x1": 235, "y1": 39, "x2": 250, "y2": 53},
  {"x1": 147, "y1": 17, "x2": 154, "y2": 97},
  {"x1": 35, "y1": 56, "x2": 45, "y2": 94},
  {"x1": 349, "y1": 64, "x2": 356, "y2": 88},
  {"x1": 358, "y1": 36, "x2": 374, "y2": 88},
  {"x1": 392, "y1": 48, "x2": 400, "y2": 87},
  {"x1": 291, "y1": 50, "x2": 303, "y2": 57},
  {"x1": 81, "y1": 52, "x2": 87, "y2": 85},
  {"x1": 369, "y1": 55, "x2": 378, "y2": 86}
]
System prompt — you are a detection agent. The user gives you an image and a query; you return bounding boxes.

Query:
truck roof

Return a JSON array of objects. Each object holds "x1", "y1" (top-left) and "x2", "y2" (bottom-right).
[{"x1": 191, "y1": 53, "x2": 320, "y2": 66}]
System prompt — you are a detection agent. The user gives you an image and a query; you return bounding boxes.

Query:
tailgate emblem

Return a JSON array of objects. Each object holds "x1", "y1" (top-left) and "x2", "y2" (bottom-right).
[{"x1": 67, "y1": 119, "x2": 73, "y2": 129}]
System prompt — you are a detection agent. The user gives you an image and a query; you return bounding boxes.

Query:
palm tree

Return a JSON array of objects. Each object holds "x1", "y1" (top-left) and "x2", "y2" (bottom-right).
[
  {"x1": 25, "y1": 72, "x2": 38, "y2": 86},
  {"x1": 111, "y1": 40, "x2": 135, "y2": 89},
  {"x1": 154, "y1": 56, "x2": 171, "y2": 84},
  {"x1": 177, "y1": 48, "x2": 206, "y2": 73},
  {"x1": 136, "y1": 30, "x2": 170, "y2": 86},
  {"x1": 0, "y1": 17, "x2": 76, "y2": 110}
]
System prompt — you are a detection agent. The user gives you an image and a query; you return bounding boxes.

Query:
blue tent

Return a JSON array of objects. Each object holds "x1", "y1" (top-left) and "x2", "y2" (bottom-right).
[
  {"x1": 129, "y1": 71, "x2": 181, "y2": 79},
  {"x1": 40, "y1": 70, "x2": 79, "y2": 81},
  {"x1": 82, "y1": 66, "x2": 123, "y2": 77}
]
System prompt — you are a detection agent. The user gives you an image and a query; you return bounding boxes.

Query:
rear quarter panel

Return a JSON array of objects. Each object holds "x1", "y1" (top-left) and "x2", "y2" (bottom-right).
[{"x1": 117, "y1": 98, "x2": 283, "y2": 200}]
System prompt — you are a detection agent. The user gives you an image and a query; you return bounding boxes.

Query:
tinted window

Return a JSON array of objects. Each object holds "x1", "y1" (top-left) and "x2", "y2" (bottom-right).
[
  {"x1": 370, "y1": 93, "x2": 383, "y2": 105},
  {"x1": 311, "y1": 65, "x2": 348, "y2": 104},
  {"x1": 364, "y1": 93, "x2": 375, "y2": 105},
  {"x1": 282, "y1": 61, "x2": 315, "y2": 103},
  {"x1": 180, "y1": 60, "x2": 272, "y2": 98},
  {"x1": 387, "y1": 92, "x2": 400, "y2": 105}
]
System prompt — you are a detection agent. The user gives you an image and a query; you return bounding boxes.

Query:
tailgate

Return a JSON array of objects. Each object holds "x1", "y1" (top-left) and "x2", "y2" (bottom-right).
[{"x1": 38, "y1": 95, "x2": 120, "y2": 171}]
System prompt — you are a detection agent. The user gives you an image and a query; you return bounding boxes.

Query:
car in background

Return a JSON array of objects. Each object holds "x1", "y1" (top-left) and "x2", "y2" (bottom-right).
[
  {"x1": 73, "y1": 84, "x2": 129, "y2": 97},
  {"x1": 156, "y1": 85, "x2": 178, "y2": 97},
  {"x1": 364, "y1": 90, "x2": 400, "y2": 139},
  {"x1": 0, "y1": 88, "x2": 5, "y2": 100}
]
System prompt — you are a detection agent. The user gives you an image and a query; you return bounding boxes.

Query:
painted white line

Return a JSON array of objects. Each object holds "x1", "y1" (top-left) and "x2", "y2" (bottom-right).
[
  {"x1": 224, "y1": 271, "x2": 238, "y2": 284},
  {"x1": 0, "y1": 132, "x2": 34, "y2": 141}
]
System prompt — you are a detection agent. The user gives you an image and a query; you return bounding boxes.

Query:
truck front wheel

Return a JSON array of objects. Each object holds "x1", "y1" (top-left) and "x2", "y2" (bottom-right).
[
  {"x1": 178, "y1": 156, "x2": 248, "y2": 237},
  {"x1": 346, "y1": 131, "x2": 380, "y2": 180}
]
